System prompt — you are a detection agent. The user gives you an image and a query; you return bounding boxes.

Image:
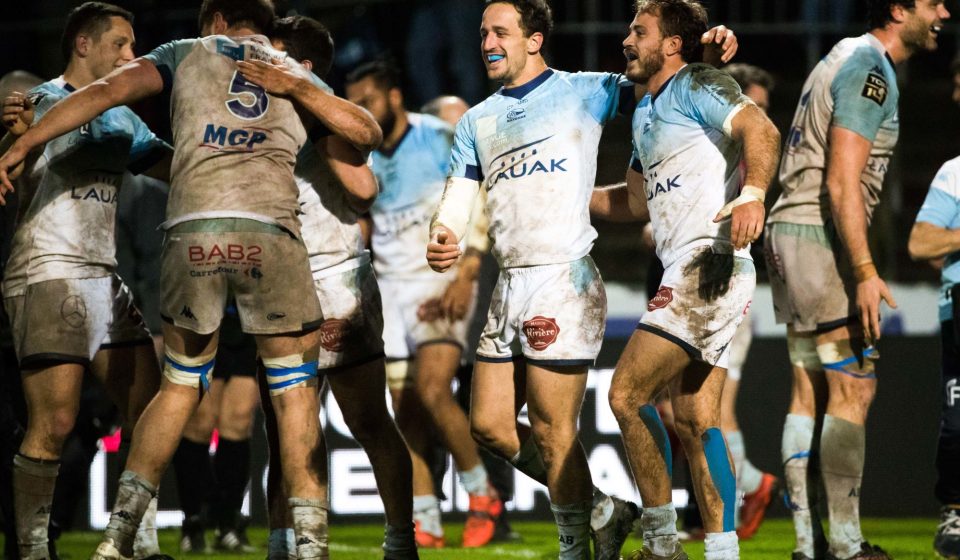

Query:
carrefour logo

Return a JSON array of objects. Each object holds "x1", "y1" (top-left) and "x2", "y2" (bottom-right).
[
  {"x1": 201, "y1": 123, "x2": 269, "y2": 152},
  {"x1": 488, "y1": 135, "x2": 567, "y2": 189}
]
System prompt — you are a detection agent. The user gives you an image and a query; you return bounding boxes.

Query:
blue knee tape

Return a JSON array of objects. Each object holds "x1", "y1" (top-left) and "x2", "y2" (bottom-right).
[
  {"x1": 702, "y1": 427, "x2": 736, "y2": 532},
  {"x1": 265, "y1": 362, "x2": 318, "y2": 393},
  {"x1": 638, "y1": 404, "x2": 673, "y2": 477}
]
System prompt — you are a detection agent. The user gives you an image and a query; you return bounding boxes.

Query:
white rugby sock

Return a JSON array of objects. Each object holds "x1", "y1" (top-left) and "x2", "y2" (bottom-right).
[
  {"x1": 782, "y1": 414, "x2": 820, "y2": 558},
  {"x1": 704, "y1": 531, "x2": 739, "y2": 560},
  {"x1": 821, "y1": 415, "x2": 866, "y2": 559},
  {"x1": 290, "y1": 498, "x2": 329, "y2": 560},
  {"x1": 590, "y1": 488, "x2": 615, "y2": 531},
  {"x1": 13, "y1": 454, "x2": 59, "y2": 560},
  {"x1": 412, "y1": 494, "x2": 443, "y2": 536},
  {"x1": 641, "y1": 503, "x2": 678, "y2": 556},
  {"x1": 552, "y1": 500, "x2": 591, "y2": 560},
  {"x1": 726, "y1": 430, "x2": 763, "y2": 495},
  {"x1": 458, "y1": 463, "x2": 489, "y2": 496},
  {"x1": 133, "y1": 495, "x2": 160, "y2": 558}
]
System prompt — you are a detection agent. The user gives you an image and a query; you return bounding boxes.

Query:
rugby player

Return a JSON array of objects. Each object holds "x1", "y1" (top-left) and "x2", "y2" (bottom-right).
[
  {"x1": 720, "y1": 63, "x2": 778, "y2": 540},
  {"x1": 0, "y1": 4, "x2": 173, "y2": 559},
  {"x1": 906, "y1": 54, "x2": 960, "y2": 560},
  {"x1": 0, "y1": 2, "x2": 384, "y2": 559},
  {"x1": 345, "y1": 60, "x2": 503, "y2": 549},
  {"x1": 766, "y1": 1, "x2": 949, "y2": 558},
  {"x1": 426, "y1": 1, "x2": 738, "y2": 557},
  {"x1": 592, "y1": 1, "x2": 780, "y2": 558},
  {"x1": 239, "y1": 15, "x2": 418, "y2": 560}
]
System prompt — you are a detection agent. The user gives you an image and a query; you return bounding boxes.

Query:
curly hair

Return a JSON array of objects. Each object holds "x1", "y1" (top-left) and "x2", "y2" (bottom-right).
[
  {"x1": 634, "y1": 0, "x2": 709, "y2": 63},
  {"x1": 866, "y1": 0, "x2": 916, "y2": 29}
]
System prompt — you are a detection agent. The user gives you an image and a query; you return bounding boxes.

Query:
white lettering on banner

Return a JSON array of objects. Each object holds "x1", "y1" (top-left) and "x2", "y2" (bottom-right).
[
  {"x1": 88, "y1": 368, "x2": 690, "y2": 526},
  {"x1": 949, "y1": 378, "x2": 959, "y2": 407},
  {"x1": 330, "y1": 450, "x2": 381, "y2": 514}
]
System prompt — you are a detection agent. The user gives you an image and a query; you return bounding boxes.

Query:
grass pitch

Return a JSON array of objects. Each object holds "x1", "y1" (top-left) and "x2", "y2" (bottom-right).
[{"x1": 16, "y1": 518, "x2": 941, "y2": 559}]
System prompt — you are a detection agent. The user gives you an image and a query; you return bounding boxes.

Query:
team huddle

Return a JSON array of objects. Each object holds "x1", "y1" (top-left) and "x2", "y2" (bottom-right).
[{"x1": 0, "y1": 0, "x2": 955, "y2": 560}]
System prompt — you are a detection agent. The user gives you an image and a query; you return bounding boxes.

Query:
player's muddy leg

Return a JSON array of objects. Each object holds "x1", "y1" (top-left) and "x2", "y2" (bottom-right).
[
  {"x1": 93, "y1": 342, "x2": 167, "y2": 558},
  {"x1": 609, "y1": 330, "x2": 689, "y2": 558},
  {"x1": 259, "y1": 365, "x2": 296, "y2": 560},
  {"x1": 258, "y1": 332, "x2": 326, "y2": 560},
  {"x1": 98, "y1": 324, "x2": 214, "y2": 558},
  {"x1": 818, "y1": 325, "x2": 877, "y2": 559},
  {"x1": 782, "y1": 329, "x2": 828, "y2": 559},
  {"x1": 526, "y1": 364, "x2": 591, "y2": 560},
  {"x1": 389, "y1": 360, "x2": 439, "y2": 549},
  {"x1": 414, "y1": 343, "x2": 489, "y2": 495},
  {"x1": 15, "y1": 364, "x2": 83, "y2": 560},
  {"x1": 329, "y1": 358, "x2": 413, "y2": 537},
  {"x1": 671, "y1": 364, "x2": 738, "y2": 560}
]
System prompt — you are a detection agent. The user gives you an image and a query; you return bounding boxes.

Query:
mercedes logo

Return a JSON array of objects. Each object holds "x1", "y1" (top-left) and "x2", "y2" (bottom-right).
[{"x1": 60, "y1": 295, "x2": 87, "y2": 328}]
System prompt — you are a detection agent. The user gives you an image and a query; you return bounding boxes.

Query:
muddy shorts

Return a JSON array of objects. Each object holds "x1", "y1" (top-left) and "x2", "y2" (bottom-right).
[
  {"x1": 639, "y1": 247, "x2": 755, "y2": 368},
  {"x1": 4, "y1": 275, "x2": 151, "y2": 369},
  {"x1": 378, "y1": 273, "x2": 474, "y2": 361},
  {"x1": 160, "y1": 219, "x2": 322, "y2": 336},
  {"x1": 313, "y1": 254, "x2": 385, "y2": 371},
  {"x1": 476, "y1": 255, "x2": 606, "y2": 367},
  {"x1": 764, "y1": 222, "x2": 857, "y2": 333}
]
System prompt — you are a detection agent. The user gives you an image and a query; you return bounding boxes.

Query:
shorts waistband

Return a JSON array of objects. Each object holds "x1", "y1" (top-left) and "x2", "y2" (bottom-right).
[
  {"x1": 165, "y1": 217, "x2": 288, "y2": 235},
  {"x1": 501, "y1": 255, "x2": 594, "y2": 277},
  {"x1": 312, "y1": 252, "x2": 370, "y2": 279}
]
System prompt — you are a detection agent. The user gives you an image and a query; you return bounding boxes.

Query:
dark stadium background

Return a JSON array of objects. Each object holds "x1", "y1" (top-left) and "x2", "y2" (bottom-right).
[{"x1": 0, "y1": 0, "x2": 956, "y2": 527}]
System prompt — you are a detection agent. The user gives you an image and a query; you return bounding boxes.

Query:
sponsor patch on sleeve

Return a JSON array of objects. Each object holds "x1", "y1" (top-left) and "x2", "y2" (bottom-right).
[{"x1": 861, "y1": 73, "x2": 888, "y2": 106}]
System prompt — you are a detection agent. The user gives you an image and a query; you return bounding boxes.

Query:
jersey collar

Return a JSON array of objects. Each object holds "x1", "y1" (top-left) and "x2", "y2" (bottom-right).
[
  {"x1": 499, "y1": 68, "x2": 554, "y2": 100},
  {"x1": 52, "y1": 76, "x2": 76, "y2": 93},
  {"x1": 378, "y1": 122, "x2": 412, "y2": 158},
  {"x1": 863, "y1": 33, "x2": 896, "y2": 71}
]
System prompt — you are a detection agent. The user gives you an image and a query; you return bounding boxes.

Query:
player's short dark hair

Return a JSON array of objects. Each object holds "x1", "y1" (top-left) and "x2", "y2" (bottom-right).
[
  {"x1": 866, "y1": 0, "x2": 916, "y2": 30},
  {"x1": 198, "y1": 0, "x2": 275, "y2": 35},
  {"x1": 635, "y1": 0, "x2": 709, "y2": 63},
  {"x1": 345, "y1": 60, "x2": 402, "y2": 92},
  {"x1": 60, "y1": 2, "x2": 134, "y2": 63},
  {"x1": 724, "y1": 63, "x2": 775, "y2": 92},
  {"x1": 485, "y1": 0, "x2": 554, "y2": 45},
  {"x1": 272, "y1": 16, "x2": 334, "y2": 79}
]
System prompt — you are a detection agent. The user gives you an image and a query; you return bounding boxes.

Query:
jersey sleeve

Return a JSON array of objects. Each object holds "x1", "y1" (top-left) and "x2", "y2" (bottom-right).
[
  {"x1": 125, "y1": 110, "x2": 172, "y2": 175},
  {"x1": 678, "y1": 65, "x2": 750, "y2": 135},
  {"x1": 830, "y1": 51, "x2": 892, "y2": 142},
  {"x1": 447, "y1": 112, "x2": 482, "y2": 182},
  {"x1": 142, "y1": 39, "x2": 196, "y2": 95},
  {"x1": 570, "y1": 72, "x2": 634, "y2": 124},
  {"x1": 916, "y1": 161, "x2": 960, "y2": 229}
]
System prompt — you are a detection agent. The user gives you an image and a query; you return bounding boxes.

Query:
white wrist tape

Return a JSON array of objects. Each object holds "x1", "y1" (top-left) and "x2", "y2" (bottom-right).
[
  {"x1": 715, "y1": 185, "x2": 765, "y2": 221},
  {"x1": 431, "y1": 176, "x2": 479, "y2": 241},
  {"x1": 465, "y1": 189, "x2": 490, "y2": 254}
]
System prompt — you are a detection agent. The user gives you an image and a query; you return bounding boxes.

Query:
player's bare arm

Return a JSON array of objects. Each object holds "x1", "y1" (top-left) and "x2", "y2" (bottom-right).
[
  {"x1": 590, "y1": 168, "x2": 649, "y2": 222},
  {"x1": 317, "y1": 134, "x2": 379, "y2": 212},
  {"x1": 0, "y1": 59, "x2": 163, "y2": 193},
  {"x1": 237, "y1": 60, "x2": 382, "y2": 153},
  {"x1": 826, "y1": 125, "x2": 897, "y2": 340},
  {"x1": 909, "y1": 221, "x2": 960, "y2": 261},
  {"x1": 714, "y1": 103, "x2": 780, "y2": 249}
]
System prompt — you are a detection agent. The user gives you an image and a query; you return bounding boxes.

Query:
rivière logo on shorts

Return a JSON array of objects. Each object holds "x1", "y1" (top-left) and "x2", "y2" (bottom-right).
[
  {"x1": 522, "y1": 316, "x2": 560, "y2": 351},
  {"x1": 319, "y1": 319, "x2": 350, "y2": 352},
  {"x1": 648, "y1": 286, "x2": 673, "y2": 311}
]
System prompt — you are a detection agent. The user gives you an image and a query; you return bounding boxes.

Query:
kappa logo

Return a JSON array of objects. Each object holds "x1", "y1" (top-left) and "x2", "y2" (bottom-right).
[
  {"x1": 318, "y1": 318, "x2": 350, "y2": 352},
  {"x1": 60, "y1": 295, "x2": 87, "y2": 328},
  {"x1": 180, "y1": 306, "x2": 197, "y2": 320},
  {"x1": 861, "y1": 72, "x2": 888, "y2": 106},
  {"x1": 647, "y1": 286, "x2": 674, "y2": 311},
  {"x1": 522, "y1": 316, "x2": 560, "y2": 351}
]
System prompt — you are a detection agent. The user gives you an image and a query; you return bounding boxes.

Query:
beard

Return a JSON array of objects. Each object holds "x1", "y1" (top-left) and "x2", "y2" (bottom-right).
[
  {"x1": 379, "y1": 110, "x2": 398, "y2": 139},
  {"x1": 626, "y1": 48, "x2": 665, "y2": 83},
  {"x1": 900, "y1": 17, "x2": 936, "y2": 52}
]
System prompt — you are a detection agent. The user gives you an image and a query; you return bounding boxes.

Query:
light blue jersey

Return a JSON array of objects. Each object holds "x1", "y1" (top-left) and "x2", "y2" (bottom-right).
[
  {"x1": 448, "y1": 69, "x2": 633, "y2": 268},
  {"x1": 916, "y1": 157, "x2": 960, "y2": 322},
  {"x1": 771, "y1": 33, "x2": 900, "y2": 226},
  {"x1": 630, "y1": 64, "x2": 752, "y2": 267},
  {"x1": 369, "y1": 113, "x2": 453, "y2": 277},
  {"x1": 3, "y1": 77, "x2": 169, "y2": 296}
]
